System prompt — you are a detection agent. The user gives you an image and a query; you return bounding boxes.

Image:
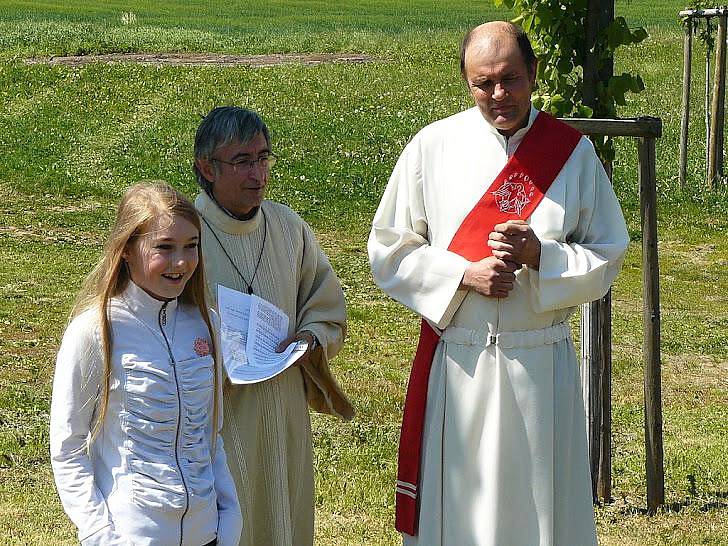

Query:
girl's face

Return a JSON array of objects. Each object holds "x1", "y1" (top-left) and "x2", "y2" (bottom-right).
[{"x1": 123, "y1": 215, "x2": 200, "y2": 301}]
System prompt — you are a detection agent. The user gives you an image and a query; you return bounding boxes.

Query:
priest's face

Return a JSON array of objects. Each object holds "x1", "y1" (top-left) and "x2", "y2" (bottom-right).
[
  {"x1": 197, "y1": 132, "x2": 271, "y2": 217},
  {"x1": 464, "y1": 34, "x2": 537, "y2": 137}
]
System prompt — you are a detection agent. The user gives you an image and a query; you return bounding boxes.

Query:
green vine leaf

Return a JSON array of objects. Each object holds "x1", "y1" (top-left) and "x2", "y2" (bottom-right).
[
  {"x1": 577, "y1": 104, "x2": 594, "y2": 118},
  {"x1": 493, "y1": 0, "x2": 648, "y2": 161}
]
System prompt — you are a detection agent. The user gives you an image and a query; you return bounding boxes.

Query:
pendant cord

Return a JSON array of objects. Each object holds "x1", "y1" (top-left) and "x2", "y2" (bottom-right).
[{"x1": 200, "y1": 208, "x2": 267, "y2": 295}]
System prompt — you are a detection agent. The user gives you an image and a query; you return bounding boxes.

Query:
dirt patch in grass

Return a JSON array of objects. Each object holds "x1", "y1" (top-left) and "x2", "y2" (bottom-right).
[
  {"x1": 612, "y1": 351, "x2": 728, "y2": 406},
  {"x1": 664, "y1": 353, "x2": 728, "y2": 395},
  {"x1": 658, "y1": 239, "x2": 719, "y2": 268},
  {"x1": 0, "y1": 185, "x2": 110, "y2": 215},
  {"x1": 0, "y1": 226, "x2": 99, "y2": 246},
  {"x1": 25, "y1": 52, "x2": 374, "y2": 68}
]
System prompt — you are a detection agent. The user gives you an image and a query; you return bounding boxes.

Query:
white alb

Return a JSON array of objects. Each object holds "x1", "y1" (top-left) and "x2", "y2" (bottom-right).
[{"x1": 369, "y1": 107, "x2": 630, "y2": 546}]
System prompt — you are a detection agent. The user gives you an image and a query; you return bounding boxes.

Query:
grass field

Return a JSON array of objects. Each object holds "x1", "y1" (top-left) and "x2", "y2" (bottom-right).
[{"x1": 1, "y1": 1, "x2": 726, "y2": 544}]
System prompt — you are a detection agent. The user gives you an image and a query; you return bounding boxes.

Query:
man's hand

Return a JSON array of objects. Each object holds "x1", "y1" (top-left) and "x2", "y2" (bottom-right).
[
  {"x1": 276, "y1": 330, "x2": 317, "y2": 367},
  {"x1": 488, "y1": 220, "x2": 541, "y2": 270},
  {"x1": 461, "y1": 256, "x2": 519, "y2": 298}
]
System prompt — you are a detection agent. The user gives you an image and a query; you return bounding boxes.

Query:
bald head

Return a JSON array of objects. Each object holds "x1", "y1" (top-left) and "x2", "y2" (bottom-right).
[
  {"x1": 460, "y1": 22, "x2": 536, "y2": 80},
  {"x1": 460, "y1": 21, "x2": 538, "y2": 136}
]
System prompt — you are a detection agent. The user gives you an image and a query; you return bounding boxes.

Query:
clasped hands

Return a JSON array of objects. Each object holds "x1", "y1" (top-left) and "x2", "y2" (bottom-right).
[{"x1": 460, "y1": 220, "x2": 541, "y2": 298}]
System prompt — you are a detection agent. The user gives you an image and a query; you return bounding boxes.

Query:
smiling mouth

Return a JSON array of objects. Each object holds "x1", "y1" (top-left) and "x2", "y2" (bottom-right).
[{"x1": 162, "y1": 273, "x2": 185, "y2": 281}]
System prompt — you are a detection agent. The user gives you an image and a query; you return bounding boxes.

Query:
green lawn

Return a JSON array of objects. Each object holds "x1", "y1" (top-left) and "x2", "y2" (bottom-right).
[{"x1": 0, "y1": 1, "x2": 726, "y2": 544}]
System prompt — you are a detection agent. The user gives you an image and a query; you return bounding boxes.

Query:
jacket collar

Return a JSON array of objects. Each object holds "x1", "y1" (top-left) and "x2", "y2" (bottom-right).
[{"x1": 120, "y1": 280, "x2": 179, "y2": 331}]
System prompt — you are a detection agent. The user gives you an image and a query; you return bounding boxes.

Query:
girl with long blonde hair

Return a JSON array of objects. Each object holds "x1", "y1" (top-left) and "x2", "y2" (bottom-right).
[{"x1": 50, "y1": 182, "x2": 241, "y2": 546}]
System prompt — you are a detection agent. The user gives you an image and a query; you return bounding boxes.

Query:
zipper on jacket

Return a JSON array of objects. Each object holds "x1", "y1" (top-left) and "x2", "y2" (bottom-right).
[{"x1": 158, "y1": 301, "x2": 189, "y2": 546}]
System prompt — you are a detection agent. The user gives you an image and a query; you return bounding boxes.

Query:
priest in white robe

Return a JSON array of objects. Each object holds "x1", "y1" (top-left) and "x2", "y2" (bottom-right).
[
  {"x1": 193, "y1": 106, "x2": 354, "y2": 546},
  {"x1": 368, "y1": 22, "x2": 629, "y2": 545}
]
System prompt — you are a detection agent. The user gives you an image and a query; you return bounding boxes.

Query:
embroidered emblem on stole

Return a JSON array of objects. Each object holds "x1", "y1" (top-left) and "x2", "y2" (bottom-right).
[{"x1": 491, "y1": 172, "x2": 536, "y2": 215}]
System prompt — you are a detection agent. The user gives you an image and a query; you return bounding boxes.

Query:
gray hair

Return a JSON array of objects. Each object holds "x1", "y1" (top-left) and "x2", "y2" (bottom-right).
[{"x1": 193, "y1": 106, "x2": 271, "y2": 194}]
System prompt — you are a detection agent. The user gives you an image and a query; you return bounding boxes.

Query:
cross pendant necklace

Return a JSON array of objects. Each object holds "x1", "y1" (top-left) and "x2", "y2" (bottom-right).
[{"x1": 200, "y1": 209, "x2": 267, "y2": 295}]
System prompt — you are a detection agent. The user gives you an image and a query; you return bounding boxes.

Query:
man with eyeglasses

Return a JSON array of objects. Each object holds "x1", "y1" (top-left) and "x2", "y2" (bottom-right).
[
  {"x1": 193, "y1": 106, "x2": 354, "y2": 546},
  {"x1": 369, "y1": 22, "x2": 629, "y2": 545}
]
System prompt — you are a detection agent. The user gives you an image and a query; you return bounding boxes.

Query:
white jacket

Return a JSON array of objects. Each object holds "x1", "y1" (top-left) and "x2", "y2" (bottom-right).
[{"x1": 50, "y1": 281, "x2": 242, "y2": 546}]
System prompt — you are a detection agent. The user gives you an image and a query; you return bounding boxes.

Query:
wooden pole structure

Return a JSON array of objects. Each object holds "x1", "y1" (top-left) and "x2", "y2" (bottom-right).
[
  {"x1": 678, "y1": 9, "x2": 728, "y2": 188},
  {"x1": 679, "y1": 20, "x2": 693, "y2": 188},
  {"x1": 562, "y1": 116, "x2": 663, "y2": 513},
  {"x1": 707, "y1": 15, "x2": 727, "y2": 188},
  {"x1": 680, "y1": 9, "x2": 728, "y2": 184},
  {"x1": 638, "y1": 134, "x2": 665, "y2": 514},
  {"x1": 580, "y1": 0, "x2": 615, "y2": 505}
]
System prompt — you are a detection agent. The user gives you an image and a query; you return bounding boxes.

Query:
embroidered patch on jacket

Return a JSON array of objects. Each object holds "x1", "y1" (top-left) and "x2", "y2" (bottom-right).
[
  {"x1": 491, "y1": 172, "x2": 536, "y2": 215},
  {"x1": 194, "y1": 337, "x2": 211, "y2": 357}
]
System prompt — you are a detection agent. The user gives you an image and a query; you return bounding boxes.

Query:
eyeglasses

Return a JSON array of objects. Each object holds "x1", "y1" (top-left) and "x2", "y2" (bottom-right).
[{"x1": 211, "y1": 154, "x2": 277, "y2": 173}]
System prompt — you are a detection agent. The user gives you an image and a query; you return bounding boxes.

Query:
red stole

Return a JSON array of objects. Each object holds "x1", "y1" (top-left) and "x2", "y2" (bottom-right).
[{"x1": 395, "y1": 111, "x2": 583, "y2": 535}]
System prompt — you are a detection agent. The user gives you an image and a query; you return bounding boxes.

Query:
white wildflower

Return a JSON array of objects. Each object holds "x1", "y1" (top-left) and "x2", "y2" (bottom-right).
[{"x1": 121, "y1": 12, "x2": 137, "y2": 25}]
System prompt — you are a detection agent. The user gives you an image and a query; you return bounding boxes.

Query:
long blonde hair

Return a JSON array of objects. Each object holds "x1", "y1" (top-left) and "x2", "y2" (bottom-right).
[{"x1": 72, "y1": 181, "x2": 219, "y2": 450}]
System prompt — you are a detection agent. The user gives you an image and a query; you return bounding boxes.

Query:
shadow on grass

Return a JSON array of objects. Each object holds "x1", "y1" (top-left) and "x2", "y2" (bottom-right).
[
  {"x1": 664, "y1": 491, "x2": 728, "y2": 514},
  {"x1": 604, "y1": 491, "x2": 728, "y2": 516}
]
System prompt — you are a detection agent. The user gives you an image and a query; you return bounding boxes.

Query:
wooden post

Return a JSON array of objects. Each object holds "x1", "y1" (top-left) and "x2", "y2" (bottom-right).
[
  {"x1": 597, "y1": 289, "x2": 612, "y2": 502},
  {"x1": 706, "y1": 24, "x2": 712, "y2": 181},
  {"x1": 581, "y1": 291, "x2": 613, "y2": 501},
  {"x1": 707, "y1": 15, "x2": 727, "y2": 187},
  {"x1": 718, "y1": 15, "x2": 728, "y2": 177},
  {"x1": 580, "y1": 268, "x2": 613, "y2": 505},
  {"x1": 580, "y1": 0, "x2": 614, "y2": 506},
  {"x1": 638, "y1": 135, "x2": 664, "y2": 514},
  {"x1": 583, "y1": 0, "x2": 600, "y2": 109},
  {"x1": 580, "y1": 302, "x2": 601, "y2": 502},
  {"x1": 680, "y1": 19, "x2": 693, "y2": 188}
]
